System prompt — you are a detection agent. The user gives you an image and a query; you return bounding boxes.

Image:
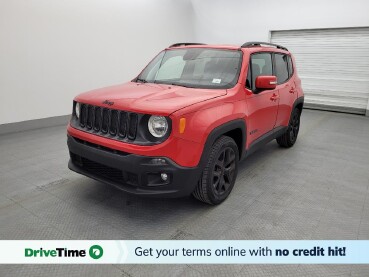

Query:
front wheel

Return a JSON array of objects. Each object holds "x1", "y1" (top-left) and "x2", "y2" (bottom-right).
[
  {"x1": 192, "y1": 136, "x2": 239, "y2": 205},
  {"x1": 276, "y1": 107, "x2": 301, "y2": 148}
]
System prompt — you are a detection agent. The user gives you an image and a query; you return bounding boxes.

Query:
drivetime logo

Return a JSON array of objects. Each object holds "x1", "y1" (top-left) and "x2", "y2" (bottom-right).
[{"x1": 25, "y1": 245, "x2": 103, "y2": 259}]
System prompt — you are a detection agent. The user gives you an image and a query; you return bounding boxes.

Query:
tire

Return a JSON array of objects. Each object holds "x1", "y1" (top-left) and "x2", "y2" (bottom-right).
[
  {"x1": 192, "y1": 136, "x2": 239, "y2": 205},
  {"x1": 276, "y1": 107, "x2": 301, "y2": 148}
]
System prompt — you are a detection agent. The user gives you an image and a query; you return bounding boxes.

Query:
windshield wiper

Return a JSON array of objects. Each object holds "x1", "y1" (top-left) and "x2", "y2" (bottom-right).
[
  {"x1": 152, "y1": 80, "x2": 194, "y2": 88},
  {"x1": 136, "y1": 78, "x2": 148, "y2": 83},
  {"x1": 167, "y1": 82, "x2": 193, "y2": 88}
]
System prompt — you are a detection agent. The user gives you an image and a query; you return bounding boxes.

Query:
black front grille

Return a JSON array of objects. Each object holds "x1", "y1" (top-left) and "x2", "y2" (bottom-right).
[
  {"x1": 86, "y1": 105, "x2": 94, "y2": 129},
  {"x1": 93, "y1": 107, "x2": 102, "y2": 131},
  {"x1": 118, "y1": 112, "x2": 128, "y2": 138},
  {"x1": 77, "y1": 104, "x2": 138, "y2": 141},
  {"x1": 109, "y1": 110, "x2": 119, "y2": 136},
  {"x1": 80, "y1": 104, "x2": 87, "y2": 127},
  {"x1": 101, "y1": 108, "x2": 109, "y2": 134},
  {"x1": 128, "y1": 113, "x2": 138, "y2": 140}
]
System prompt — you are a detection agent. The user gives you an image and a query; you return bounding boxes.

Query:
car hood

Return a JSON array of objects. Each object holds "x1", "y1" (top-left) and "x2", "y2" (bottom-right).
[{"x1": 75, "y1": 82, "x2": 227, "y2": 115}]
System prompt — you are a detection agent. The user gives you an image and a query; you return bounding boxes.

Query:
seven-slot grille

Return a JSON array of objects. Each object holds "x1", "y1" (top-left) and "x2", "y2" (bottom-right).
[{"x1": 78, "y1": 104, "x2": 138, "y2": 140}]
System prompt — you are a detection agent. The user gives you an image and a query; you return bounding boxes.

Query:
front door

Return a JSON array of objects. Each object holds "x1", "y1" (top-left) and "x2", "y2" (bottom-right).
[{"x1": 245, "y1": 52, "x2": 279, "y2": 146}]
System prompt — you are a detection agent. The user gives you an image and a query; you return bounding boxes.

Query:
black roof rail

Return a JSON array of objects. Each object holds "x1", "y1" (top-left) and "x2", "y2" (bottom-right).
[
  {"x1": 241, "y1": 41, "x2": 288, "y2": 51},
  {"x1": 169, "y1": 43, "x2": 206, "y2": 48}
]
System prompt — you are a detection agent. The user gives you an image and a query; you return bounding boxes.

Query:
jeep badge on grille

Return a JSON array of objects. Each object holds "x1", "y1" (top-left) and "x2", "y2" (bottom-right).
[{"x1": 102, "y1": 100, "x2": 114, "y2": 106}]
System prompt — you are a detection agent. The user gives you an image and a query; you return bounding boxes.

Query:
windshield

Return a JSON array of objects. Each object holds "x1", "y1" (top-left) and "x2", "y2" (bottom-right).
[{"x1": 136, "y1": 48, "x2": 242, "y2": 89}]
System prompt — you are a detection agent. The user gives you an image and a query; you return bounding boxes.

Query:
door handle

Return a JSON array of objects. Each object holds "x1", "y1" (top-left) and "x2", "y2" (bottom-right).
[
  {"x1": 289, "y1": 87, "x2": 295, "y2": 94},
  {"x1": 270, "y1": 94, "x2": 279, "y2": 101}
]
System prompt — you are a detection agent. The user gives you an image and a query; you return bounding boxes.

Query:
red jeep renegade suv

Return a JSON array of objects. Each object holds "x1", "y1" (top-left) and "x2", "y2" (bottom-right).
[{"x1": 67, "y1": 42, "x2": 304, "y2": 205}]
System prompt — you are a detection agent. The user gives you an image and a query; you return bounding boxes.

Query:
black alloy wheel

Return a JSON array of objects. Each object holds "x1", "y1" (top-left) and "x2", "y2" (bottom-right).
[
  {"x1": 212, "y1": 147, "x2": 236, "y2": 196},
  {"x1": 289, "y1": 109, "x2": 300, "y2": 143},
  {"x1": 193, "y1": 136, "x2": 239, "y2": 205}
]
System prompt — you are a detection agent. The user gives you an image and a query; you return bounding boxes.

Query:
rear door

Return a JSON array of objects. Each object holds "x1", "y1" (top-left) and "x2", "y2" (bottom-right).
[
  {"x1": 274, "y1": 53, "x2": 297, "y2": 127},
  {"x1": 245, "y1": 52, "x2": 279, "y2": 144}
]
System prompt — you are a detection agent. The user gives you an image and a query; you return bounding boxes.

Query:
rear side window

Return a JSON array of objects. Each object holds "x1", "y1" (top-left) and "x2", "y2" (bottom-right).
[
  {"x1": 274, "y1": 54, "x2": 289, "y2": 84},
  {"x1": 248, "y1": 53, "x2": 273, "y2": 90},
  {"x1": 287, "y1": 55, "x2": 294, "y2": 77}
]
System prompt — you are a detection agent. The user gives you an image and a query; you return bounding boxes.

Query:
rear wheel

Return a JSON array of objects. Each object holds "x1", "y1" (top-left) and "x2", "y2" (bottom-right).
[
  {"x1": 193, "y1": 136, "x2": 239, "y2": 205},
  {"x1": 276, "y1": 107, "x2": 301, "y2": 148}
]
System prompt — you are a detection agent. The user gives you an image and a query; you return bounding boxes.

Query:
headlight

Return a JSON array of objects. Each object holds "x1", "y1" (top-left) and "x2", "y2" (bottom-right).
[
  {"x1": 75, "y1": 102, "x2": 80, "y2": 119},
  {"x1": 148, "y1": 115, "x2": 168, "y2": 138}
]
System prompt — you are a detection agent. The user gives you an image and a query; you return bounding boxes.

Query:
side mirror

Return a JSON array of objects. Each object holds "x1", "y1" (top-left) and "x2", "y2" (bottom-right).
[{"x1": 255, "y1": 76, "x2": 277, "y2": 90}]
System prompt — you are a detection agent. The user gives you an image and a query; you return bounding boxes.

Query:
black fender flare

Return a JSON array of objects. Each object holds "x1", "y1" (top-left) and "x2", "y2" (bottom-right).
[
  {"x1": 286, "y1": 96, "x2": 305, "y2": 123},
  {"x1": 198, "y1": 119, "x2": 246, "y2": 168},
  {"x1": 293, "y1": 96, "x2": 304, "y2": 110}
]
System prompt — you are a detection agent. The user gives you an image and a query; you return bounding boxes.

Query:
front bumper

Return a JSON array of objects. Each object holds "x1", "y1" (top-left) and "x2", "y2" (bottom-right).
[{"x1": 67, "y1": 135, "x2": 202, "y2": 197}]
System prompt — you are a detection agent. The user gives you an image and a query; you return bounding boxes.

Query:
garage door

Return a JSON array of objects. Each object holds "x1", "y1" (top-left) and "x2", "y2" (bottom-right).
[{"x1": 271, "y1": 27, "x2": 369, "y2": 115}]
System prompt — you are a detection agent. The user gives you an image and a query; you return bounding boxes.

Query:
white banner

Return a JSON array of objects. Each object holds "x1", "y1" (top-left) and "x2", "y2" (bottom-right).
[{"x1": 1, "y1": 240, "x2": 368, "y2": 264}]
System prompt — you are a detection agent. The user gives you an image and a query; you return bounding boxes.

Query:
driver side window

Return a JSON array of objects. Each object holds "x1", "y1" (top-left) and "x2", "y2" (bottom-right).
[{"x1": 246, "y1": 53, "x2": 273, "y2": 91}]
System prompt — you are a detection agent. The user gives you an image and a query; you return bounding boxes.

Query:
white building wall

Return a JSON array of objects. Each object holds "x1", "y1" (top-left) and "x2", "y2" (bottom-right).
[
  {"x1": 0, "y1": 0, "x2": 194, "y2": 125},
  {"x1": 2, "y1": 0, "x2": 368, "y2": 125},
  {"x1": 190, "y1": 0, "x2": 369, "y2": 44}
]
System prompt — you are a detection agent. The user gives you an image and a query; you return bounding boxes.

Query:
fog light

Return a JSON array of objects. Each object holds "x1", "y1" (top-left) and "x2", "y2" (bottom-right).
[
  {"x1": 147, "y1": 173, "x2": 170, "y2": 186},
  {"x1": 161, "y1": 173, "x2": 168, "y2": 181}
]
